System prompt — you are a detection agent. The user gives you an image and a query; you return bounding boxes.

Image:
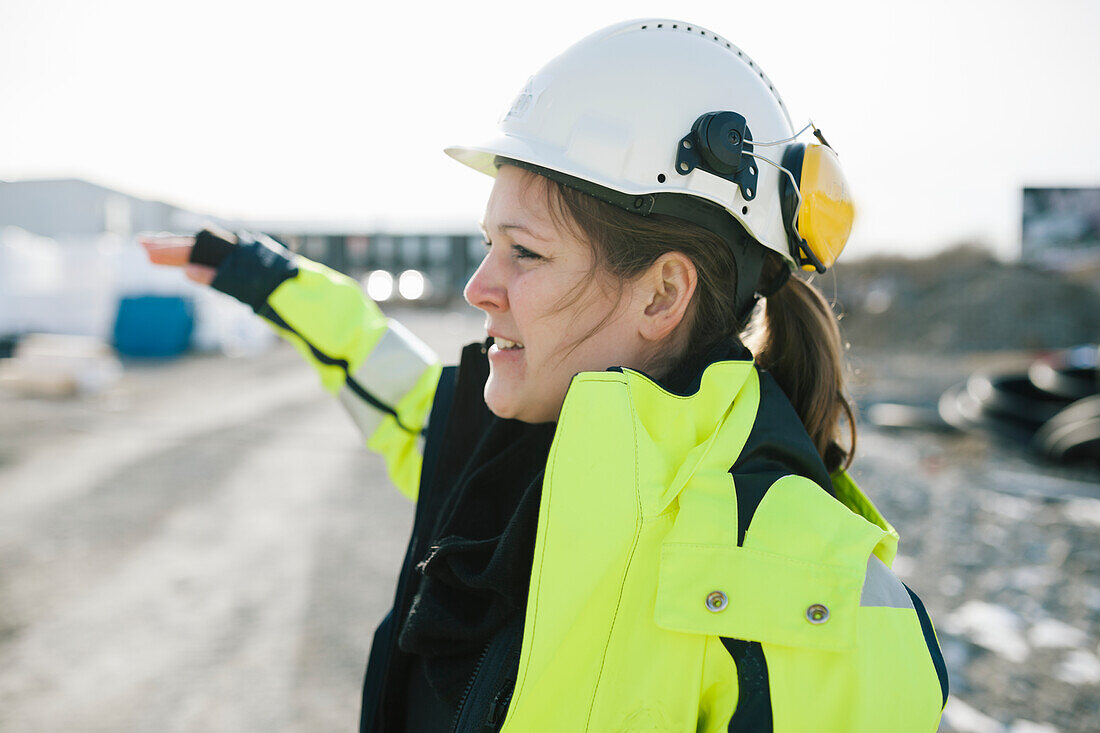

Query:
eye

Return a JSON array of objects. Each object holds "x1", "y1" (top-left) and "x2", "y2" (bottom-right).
[
  {"x1": 511, "y1": 244, "x2": 542, "y2": 261},
  {"x1": 482, "y1": 237, "x2": 543, "y2": 262}
]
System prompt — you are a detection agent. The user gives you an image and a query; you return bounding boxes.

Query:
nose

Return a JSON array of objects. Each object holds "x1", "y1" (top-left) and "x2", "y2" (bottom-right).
[{"x1": 463, "y1": 249, "x2": 507, "y2": 313}]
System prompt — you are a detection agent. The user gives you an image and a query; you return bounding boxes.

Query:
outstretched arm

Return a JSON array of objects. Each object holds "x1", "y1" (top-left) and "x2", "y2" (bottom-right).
[{"x1": 141, "y1": 229, "x2": 441, "y2": 500}]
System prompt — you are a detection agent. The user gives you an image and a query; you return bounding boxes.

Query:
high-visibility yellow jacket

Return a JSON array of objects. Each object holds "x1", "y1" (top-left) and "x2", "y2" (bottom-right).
[{"x1": 233, "y1": 248, "x2": 948, "y2": 732}]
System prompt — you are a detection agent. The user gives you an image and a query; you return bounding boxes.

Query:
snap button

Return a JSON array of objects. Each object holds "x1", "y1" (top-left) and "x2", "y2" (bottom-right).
[
  {"x1": 806, "y1": 603, "x2": 830, "y2": 624},
  {"x1": 705, "y1": 591, "x2": 728, "y2": 612}
]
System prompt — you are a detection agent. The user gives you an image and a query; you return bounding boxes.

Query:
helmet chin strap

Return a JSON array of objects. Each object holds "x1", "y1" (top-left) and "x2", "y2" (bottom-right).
[{"x1": 495, "y1": 156, "x2": 767, "y2": 324}]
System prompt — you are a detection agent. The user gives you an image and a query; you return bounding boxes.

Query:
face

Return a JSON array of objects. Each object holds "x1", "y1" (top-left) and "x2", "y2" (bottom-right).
[{"x1": 463, "y1": 166, "x2": 651, "y2": 423}]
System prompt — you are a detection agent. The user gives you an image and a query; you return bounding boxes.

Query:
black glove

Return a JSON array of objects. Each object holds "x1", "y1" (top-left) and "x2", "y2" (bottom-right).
[
  {"x1": 189, "y1": 226, "x2": 239, "y2": 267},
  {"x1": 189, "y1": 227, "x2": 298, "y2": 312}
]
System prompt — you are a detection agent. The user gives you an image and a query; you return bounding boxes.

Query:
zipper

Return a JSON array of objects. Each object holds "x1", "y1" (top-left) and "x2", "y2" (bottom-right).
[
  {"x1": 451, "y1": 616, "x2": 524, "y2": 733},
  {"x1": 483, "y1": 681, "x2": 515, "y2": 732},
  {"x1": 451, "y1": 642, "x2": 492, "y2": 733}
]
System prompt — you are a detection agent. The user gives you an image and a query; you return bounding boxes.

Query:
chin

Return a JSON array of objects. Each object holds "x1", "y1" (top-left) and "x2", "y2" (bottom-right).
[
  {"x1": 484, "y1": 373, "x2": 564, "y2": 424},
  {"x1": 485, "y1": 401, "x2": 516, "y2": 420},
  {"x1": 484, "y1": 386, "x2": 559, "y2": 424},
  {"x1": 483, "y1": 380, "x2": 518, "y2": 420}
]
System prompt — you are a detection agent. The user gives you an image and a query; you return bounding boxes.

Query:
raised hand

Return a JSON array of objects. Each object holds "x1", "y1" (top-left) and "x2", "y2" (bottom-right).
[{"x1": 137, "y1": 234, "x2": 216, "y2": 286}]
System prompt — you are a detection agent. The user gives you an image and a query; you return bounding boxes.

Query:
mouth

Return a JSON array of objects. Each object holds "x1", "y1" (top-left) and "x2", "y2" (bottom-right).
[
  {"x1": 493, "y1": 336, "x2": 525, "y2": 351},
  {"x1": 485, "y1": 331, "x2": 525, "y2": 351}
]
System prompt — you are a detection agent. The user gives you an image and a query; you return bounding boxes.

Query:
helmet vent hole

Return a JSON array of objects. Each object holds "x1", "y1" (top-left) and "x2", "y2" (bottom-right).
[
  {"x1": 657, "y1": 173, "x2": 667, "y2": 183},
  {"x1": 750, "y1": 166, "x2": 756, "y2": 175},
  {"x1": 641, "y1": 24, "x2": 647, "y2": 29},
  {"x1": 746, "y1": 188, "x2": 754, "y2": 197},
  {"x1": 657, "y1": 23, "x2": 663, "y2": 28},
  {"x1": 742, "y1": 206, "x2": 749, "y2": 215},
  {"x1": 686, "y1": 26, "x2": 692, "y2": 31}
]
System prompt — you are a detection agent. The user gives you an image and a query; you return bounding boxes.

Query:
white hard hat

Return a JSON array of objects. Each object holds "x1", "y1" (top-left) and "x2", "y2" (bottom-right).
[{"x1": 446, "y1": 18, "x2": 854, "y2": 283}]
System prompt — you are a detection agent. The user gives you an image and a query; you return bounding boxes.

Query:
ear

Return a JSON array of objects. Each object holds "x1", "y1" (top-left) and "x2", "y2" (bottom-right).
[{"x1": 637, "y1": 252, "x2": 697, "y2": 343}]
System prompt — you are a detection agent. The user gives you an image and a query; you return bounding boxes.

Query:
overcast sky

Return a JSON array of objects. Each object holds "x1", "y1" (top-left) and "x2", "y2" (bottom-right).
[{"x1": 2, "y1": 0, "x2": 1098, "y2": 259}]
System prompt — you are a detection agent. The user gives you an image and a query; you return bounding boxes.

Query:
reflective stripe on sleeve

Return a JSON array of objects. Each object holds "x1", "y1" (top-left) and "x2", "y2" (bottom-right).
[
  {"x1": 339, "y1": 319, "x2": 438, "y2": 439},
  {"x1": 337, "y1": 386, "x2": 387, "y2": 441},
  {"x1": 859, "y1": 555, "x2": 915, "y2": 610}
]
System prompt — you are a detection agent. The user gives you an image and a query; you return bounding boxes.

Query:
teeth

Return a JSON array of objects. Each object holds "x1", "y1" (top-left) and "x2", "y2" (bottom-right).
[{"x1": 495, "y1": 337, "x2": 524, "y2": 350}]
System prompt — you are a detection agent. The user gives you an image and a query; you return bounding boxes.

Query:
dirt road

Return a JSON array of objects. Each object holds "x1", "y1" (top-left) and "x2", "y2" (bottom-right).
[
  {"x1": 1, "y1": 306, "x2": 1097, "y2": 732},
  {"x1": 0, "y1": 308, "x2": 482, "y2": 732}
]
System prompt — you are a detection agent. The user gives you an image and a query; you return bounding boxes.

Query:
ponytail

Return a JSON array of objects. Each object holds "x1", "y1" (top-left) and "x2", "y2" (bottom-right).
[{"x1": 742, "y1": 255, "x2": 856, "y2": 473}]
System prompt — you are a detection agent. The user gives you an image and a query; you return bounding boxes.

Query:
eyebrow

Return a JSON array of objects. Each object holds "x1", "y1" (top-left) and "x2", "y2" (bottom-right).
[{"x1": 479, "y1": 221, "x2": 551, "y2": 242}]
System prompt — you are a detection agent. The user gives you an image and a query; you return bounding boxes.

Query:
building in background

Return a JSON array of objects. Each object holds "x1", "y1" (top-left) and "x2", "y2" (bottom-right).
[
  {"x1": 0, "y1": 178, "x2": 482, "y2": 348},
  {"x1": 0, "y1": 178, "x2": 211, "y2": 238},
  {"x1": 0, "y1": 178, "x2": 481, "y2": 304}
]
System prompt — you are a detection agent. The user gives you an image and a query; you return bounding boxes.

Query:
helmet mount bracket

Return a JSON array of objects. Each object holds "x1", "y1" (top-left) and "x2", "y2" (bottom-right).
[{"x1": 675, "y1": 111, "x2": 759, "y2": 201}]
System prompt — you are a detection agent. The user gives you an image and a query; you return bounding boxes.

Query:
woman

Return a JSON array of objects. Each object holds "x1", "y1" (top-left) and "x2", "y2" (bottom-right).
[{"x1": 144, "y1": 19, "x2": 948, "y2": 732}]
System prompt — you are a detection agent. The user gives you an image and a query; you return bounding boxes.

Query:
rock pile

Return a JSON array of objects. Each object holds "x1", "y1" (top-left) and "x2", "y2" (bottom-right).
[{"x1": 830, "y1": 246, "x2": 1100, "y2": 354}]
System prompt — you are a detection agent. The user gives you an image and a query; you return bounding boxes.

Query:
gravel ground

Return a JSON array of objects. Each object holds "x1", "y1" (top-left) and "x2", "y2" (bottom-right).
[
  {"x1": 849, "y1": 348, "x2": 1100, "y2": 733},
  {"x1": 1, "y1": 306, "x2": 1097, "y2": 732}
]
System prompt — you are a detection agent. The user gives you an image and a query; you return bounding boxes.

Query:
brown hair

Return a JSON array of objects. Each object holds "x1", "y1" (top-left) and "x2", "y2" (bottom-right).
[{"x1": 541, "y1": 173, "x2": 856, "y2": 473}]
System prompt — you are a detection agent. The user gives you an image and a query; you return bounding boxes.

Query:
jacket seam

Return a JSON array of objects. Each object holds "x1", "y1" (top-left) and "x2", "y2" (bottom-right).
[
  {"x1": 617, "y1": 363, "x2": 751, "y2": 401},
  {"x1": 582, "y1": 382, "x2": 644, "y2": 732}
]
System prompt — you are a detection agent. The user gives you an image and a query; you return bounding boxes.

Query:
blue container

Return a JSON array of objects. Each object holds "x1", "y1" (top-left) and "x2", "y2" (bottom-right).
[{"x1": 113, "y1": 295, "x2": 194, "y2": 357}]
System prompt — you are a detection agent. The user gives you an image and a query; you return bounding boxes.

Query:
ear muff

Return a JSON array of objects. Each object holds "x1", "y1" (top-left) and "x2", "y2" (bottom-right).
[{"x1": 779, "y1": 142, "x2": 854, "y2": 272}]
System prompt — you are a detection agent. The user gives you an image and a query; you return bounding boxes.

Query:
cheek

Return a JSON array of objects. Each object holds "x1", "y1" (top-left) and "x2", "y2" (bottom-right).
[{"x1": 546, "y1": 291, "x2": 634, "y2": 368}]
